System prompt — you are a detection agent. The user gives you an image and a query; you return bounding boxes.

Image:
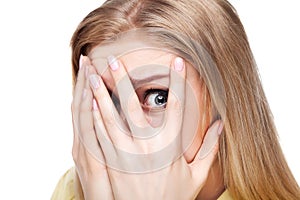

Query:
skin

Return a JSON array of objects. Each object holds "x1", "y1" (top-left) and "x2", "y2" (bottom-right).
[
  {"x1": 87, "y1": 47, "x2": 225, "y2": 199},
  {"x1": 92, "y1": 49, "x2": 205, "y2": 161},
  {"x1": 72, "y1": 38, "x2": 224, "y2": 199}
]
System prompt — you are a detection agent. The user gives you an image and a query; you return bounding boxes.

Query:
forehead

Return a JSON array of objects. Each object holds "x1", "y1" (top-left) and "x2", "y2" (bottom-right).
[
  {"x1": 88, "y1": 39, "x2": 176, "y2": 91},
  {"x1": 88, "y1": 29, "x2": 177, "y2": 74},
  {"x1": 89, "y1": 42, "x2": 175, "y2": 74}
]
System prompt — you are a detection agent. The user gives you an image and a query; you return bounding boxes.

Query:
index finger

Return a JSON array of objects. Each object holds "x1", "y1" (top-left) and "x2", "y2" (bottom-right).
[
  {"x1": 160, "y1": 57, "x2": 186, "y2": 145},
  {"x1": 138, "y1": 57, "x2": 186, "y2": 164}
]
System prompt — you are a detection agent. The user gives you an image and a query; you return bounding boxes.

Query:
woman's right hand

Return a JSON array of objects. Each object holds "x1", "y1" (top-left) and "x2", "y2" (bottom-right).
[{"x1": 71, "y1": 55, "x2": 114, "y2": 200}]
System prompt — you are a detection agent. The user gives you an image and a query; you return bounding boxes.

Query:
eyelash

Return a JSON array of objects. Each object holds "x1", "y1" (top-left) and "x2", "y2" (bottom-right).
[
  {"x1": 142, "y1": 88, "x2": 169, "y2": 109},
  {"x1": 107, "y1": 88, "x2": 169, "y2": 110},
  {"x1": 143, "y1": 88, "x2": 167, "y2": 100}
]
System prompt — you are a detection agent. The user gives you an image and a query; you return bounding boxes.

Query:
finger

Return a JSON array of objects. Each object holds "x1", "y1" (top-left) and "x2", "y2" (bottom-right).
[
  {"x1": 89, "y1": 72, "x2": 131, "y2": 146},
  {"x1": 88, "y1": 62, "x2": 128, "y2": 134},
  {"x1": 78, "y1": 89, "x2": 93, "y2": 135},
  {"x1": 77, "y1": 56, "x2": 94, "y2": 136},
  {"x1": 161, "y1": 57, "x2": 186, "y2": 144},
  {"x1": 72, "y1": 55, "x2": 90, "y2": 110},
  {"x1": 72, "y1": 55, "x2": 92, "y2": 143},
  {"x1": 72, "y1": 103, "x2": 79, "y2": 159},
  {"x1": 87, "y1": 62, "x2": 116, "y2": 144},
  {"x1": 89, "y1": 67, "x2": 118, "y2": 154},
  {"x1": 74, "y1": 57, "x2": 104, "y2": 160},
  {"x1": 91, "y1": 95, "x2": 111, "y2": 145},
  {"x1": 107, "y1": 56, "x2": 150, "y2": 138},
  {"x1": 92, "y1": 101, "x2": 119, "y2": 167},
  {"x1": 78, "y1": 92, "x2": 110, "y2": 193},
  {"x1": 72, "y1": 55, "x2": 88, "y2": 159},
  {"x1": 189, "y1": 120, "x2": 223, "y2": 185}
]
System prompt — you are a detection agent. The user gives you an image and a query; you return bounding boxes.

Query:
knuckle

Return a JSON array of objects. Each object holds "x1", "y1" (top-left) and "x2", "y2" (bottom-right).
[{"x1": 103, "y1": 115, "x2": 115, "y2": 127}]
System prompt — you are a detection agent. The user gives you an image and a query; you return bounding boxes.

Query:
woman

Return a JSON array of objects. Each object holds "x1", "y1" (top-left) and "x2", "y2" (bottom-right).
[{"x1": 52, "y1": 0, "x2": 300, "y2": 199}]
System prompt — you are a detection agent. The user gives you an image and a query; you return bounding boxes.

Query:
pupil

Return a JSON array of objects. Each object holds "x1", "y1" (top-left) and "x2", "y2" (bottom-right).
[{"x1": 155, "y1": 95, "x2": 166, "y2": 105}]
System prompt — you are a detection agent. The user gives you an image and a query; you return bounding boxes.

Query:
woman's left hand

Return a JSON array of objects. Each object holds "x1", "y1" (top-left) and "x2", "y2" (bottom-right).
[{"x1": 88, "y1": 56, "x2": 223, "y2": 200}]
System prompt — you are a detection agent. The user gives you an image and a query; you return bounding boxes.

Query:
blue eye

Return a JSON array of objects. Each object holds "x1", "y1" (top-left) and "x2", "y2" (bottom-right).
[{"x1": 144, "y1": 89, "x2": 168, "y2": 109}]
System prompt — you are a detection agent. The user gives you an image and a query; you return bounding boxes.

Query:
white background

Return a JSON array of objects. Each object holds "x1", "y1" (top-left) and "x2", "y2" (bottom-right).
[{"x1": 0, "y1": 0, "x2": 299, "y2": 199}]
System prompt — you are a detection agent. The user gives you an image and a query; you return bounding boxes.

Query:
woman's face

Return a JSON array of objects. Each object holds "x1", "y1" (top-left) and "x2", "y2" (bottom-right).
[{"x1": 89, "y1": 46, "x2": 210, "y2": 163}]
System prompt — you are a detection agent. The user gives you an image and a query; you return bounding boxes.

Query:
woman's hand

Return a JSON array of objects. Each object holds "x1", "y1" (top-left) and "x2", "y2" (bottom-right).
[
  {"x1": 88, "y1": 56, "x2": 223, "y2": 200},
  {"x1": 71, "y1": 56, "x2": 114, "y2": 200}
]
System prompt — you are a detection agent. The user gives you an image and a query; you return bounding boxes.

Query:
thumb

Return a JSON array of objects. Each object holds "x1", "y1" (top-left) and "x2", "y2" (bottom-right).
[{"x1": 189, "y1": 120, "x2": 224, "y2": 185}]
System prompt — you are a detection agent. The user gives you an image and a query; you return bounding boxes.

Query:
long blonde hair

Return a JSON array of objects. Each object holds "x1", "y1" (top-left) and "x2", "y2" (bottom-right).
[{"x1": 70, "y1": 0, "x2": 300, "y2": 199}]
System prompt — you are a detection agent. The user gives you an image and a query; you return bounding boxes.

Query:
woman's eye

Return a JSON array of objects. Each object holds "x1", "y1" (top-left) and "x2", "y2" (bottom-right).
[{"x1": 143, "y1": 89, "x2": 168, "y2": 109}]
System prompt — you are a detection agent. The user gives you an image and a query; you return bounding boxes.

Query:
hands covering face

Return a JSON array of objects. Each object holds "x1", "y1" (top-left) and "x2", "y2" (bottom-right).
[{"x1": 71, "y1": 55, "x2": 223, "y2": 200}]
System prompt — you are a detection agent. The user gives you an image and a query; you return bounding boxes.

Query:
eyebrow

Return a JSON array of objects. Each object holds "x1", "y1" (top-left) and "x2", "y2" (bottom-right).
[{"x1": 130, "y1": 74, "x2": 169, "y2": 86}]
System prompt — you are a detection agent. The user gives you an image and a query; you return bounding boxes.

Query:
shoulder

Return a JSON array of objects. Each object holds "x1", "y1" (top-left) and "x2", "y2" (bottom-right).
[{"x1": 51, "y1": 167, "x2": 76, "y2": 200}]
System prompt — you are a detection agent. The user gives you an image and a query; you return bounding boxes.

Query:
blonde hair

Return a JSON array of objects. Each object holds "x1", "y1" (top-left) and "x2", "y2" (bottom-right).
[{"x1": 70, "y1": 0, "x2": 300, "y2": 199}]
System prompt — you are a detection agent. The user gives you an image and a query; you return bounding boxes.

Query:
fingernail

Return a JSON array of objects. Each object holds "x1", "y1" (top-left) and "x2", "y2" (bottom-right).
[
  {"x1": 93, "y1": 99, "x2": 98, "y2": 111},
  {"x1": 217, "y1": 121, "x2": 224, "y2": 135},
  {"x1": 89, "y1": 74, "x2": 100, "y2": 89},
  {"x1": 107, "y1": 55, "x2": 119, "y2": 71},
  {"x1": 79, "y1": 55, "x2": 84, "y2": 69},
  {"x1": 198, "y1": 121, "x2": 222, "y2": 159},
  {"x1": 174, "y1": 57, "x2": 184, "y2": 72}
]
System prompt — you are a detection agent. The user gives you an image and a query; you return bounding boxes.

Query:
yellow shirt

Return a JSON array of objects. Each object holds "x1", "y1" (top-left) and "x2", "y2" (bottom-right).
[{"x1": 51, "y1": 168, "x2": 233, "y2": 200}]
